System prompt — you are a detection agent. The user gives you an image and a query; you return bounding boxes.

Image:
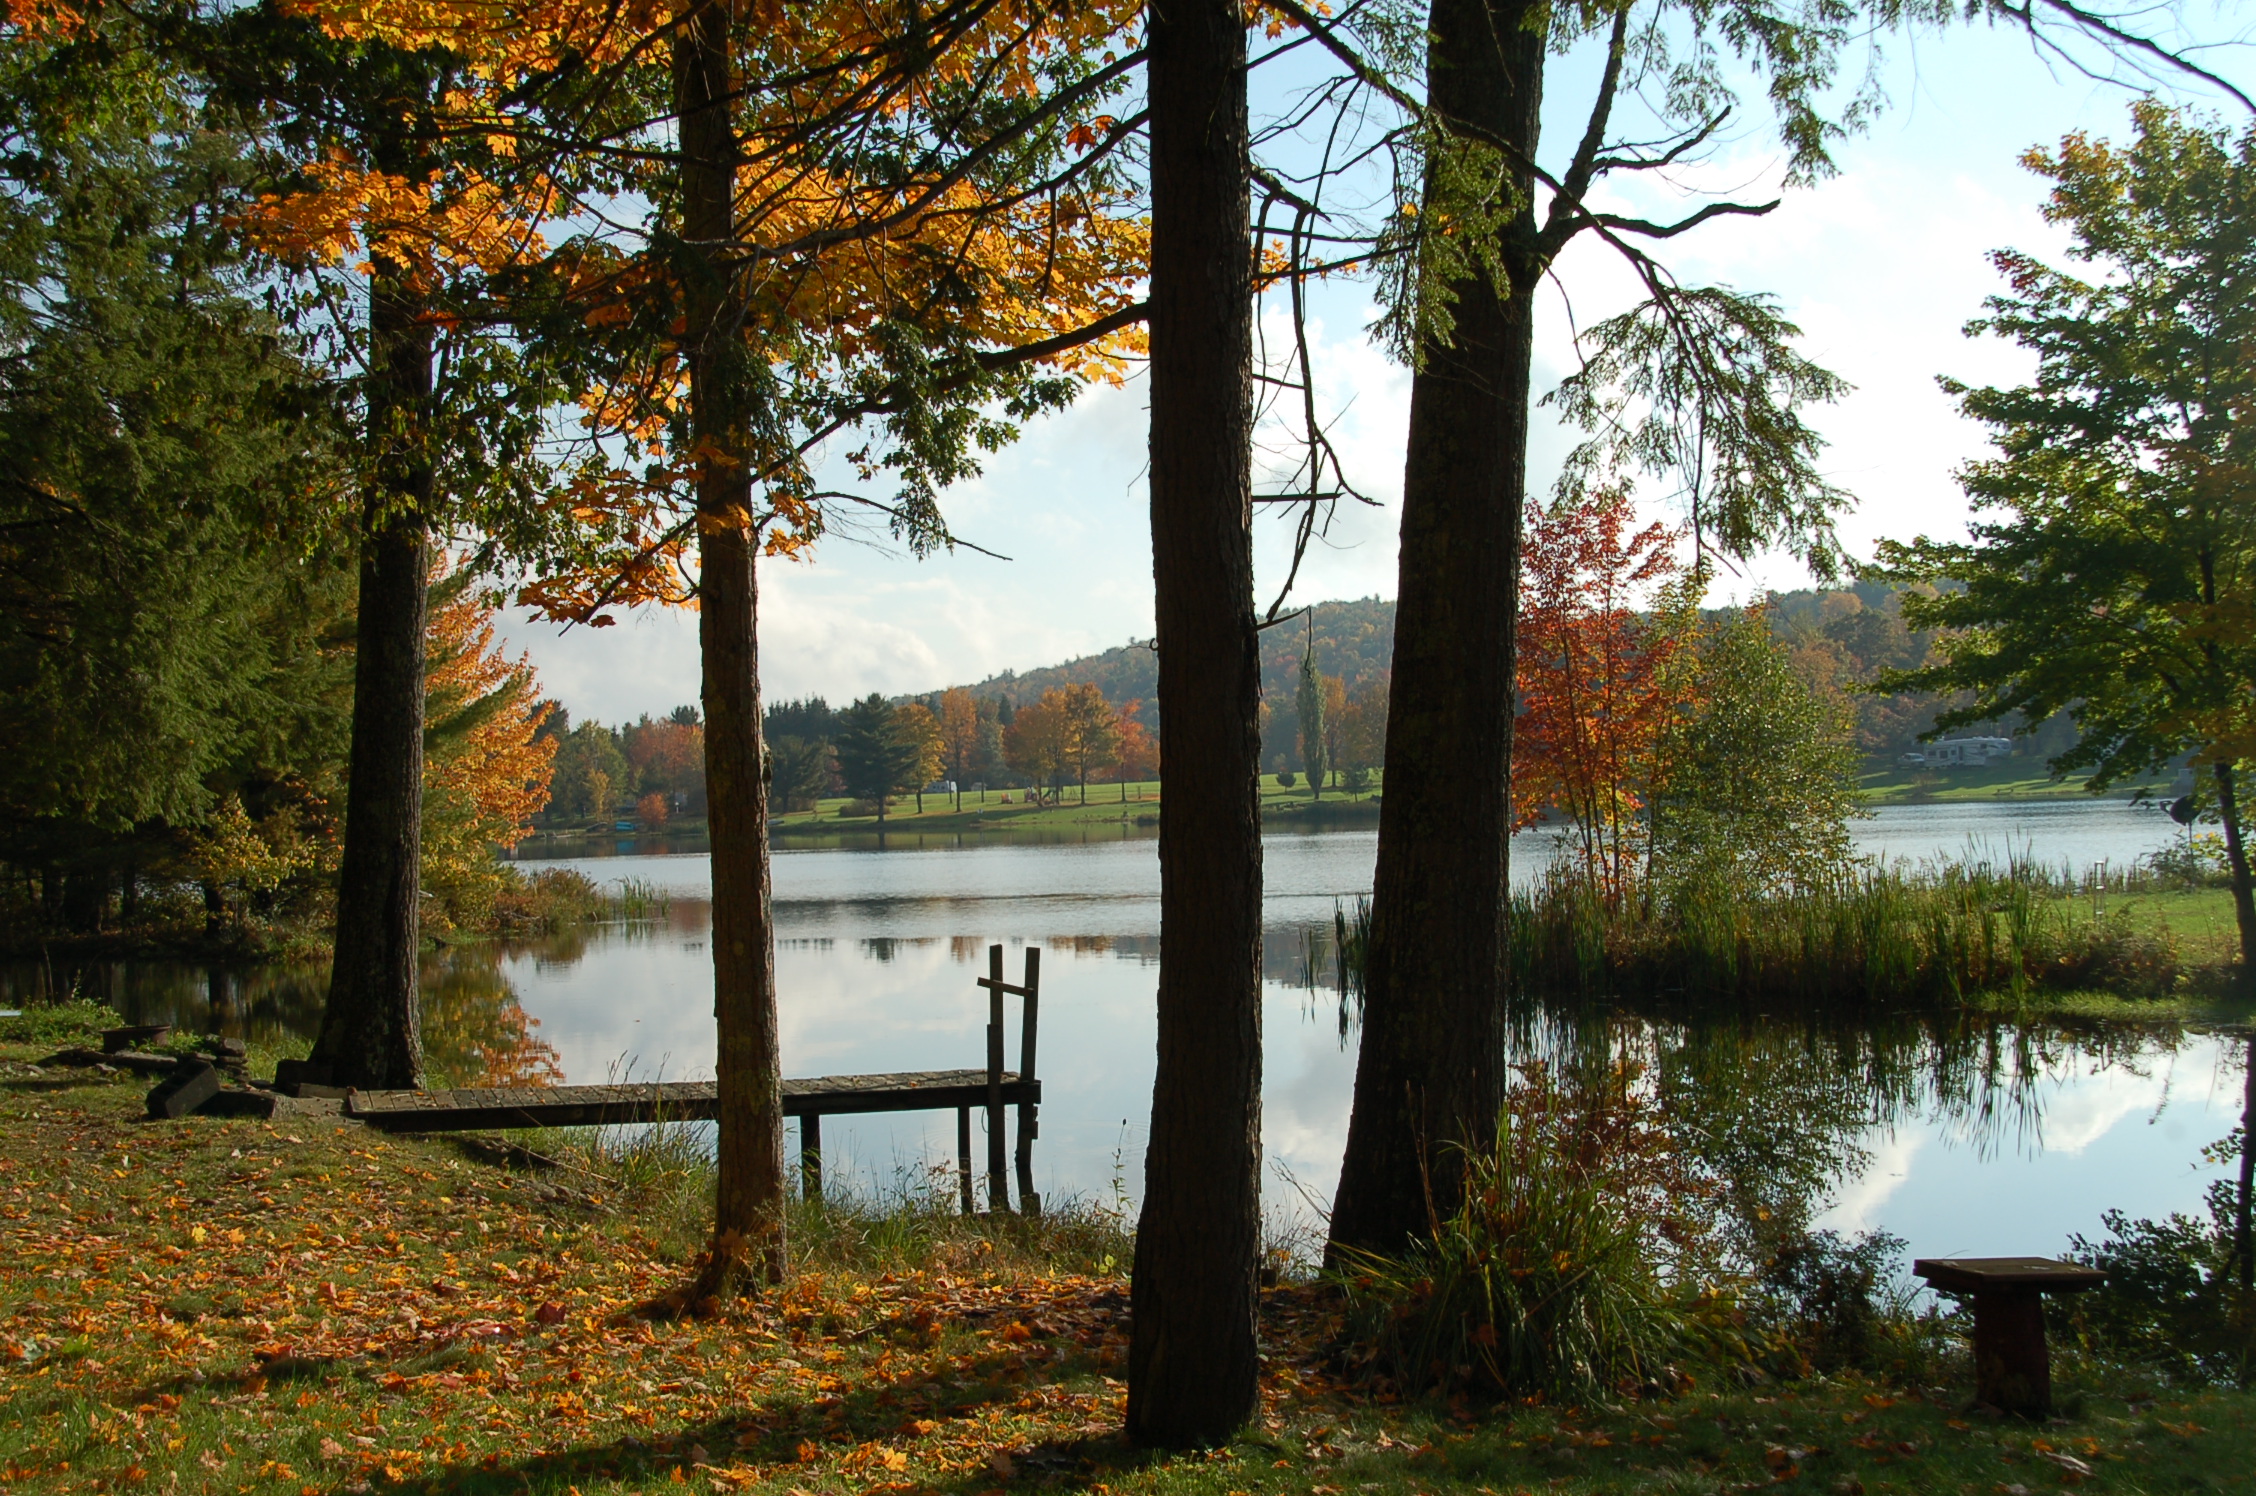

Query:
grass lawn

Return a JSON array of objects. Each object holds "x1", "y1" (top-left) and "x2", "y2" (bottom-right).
[
  {"x1": 769, "y1": 776, "x2": 1382, "y2": 835},
  {"x1": 524, "y1": 778, "x2": 1384, "y2": 843},
  {"x1": 1856, "y1": 762, "x2": 2175, "y2": 804},
  {"x1": 2099, "y1": 887, "x2": 2243, "y2": 962},
  {"x1": 6, "y1": 1007, "x2": 2255, "y2": 1496}
]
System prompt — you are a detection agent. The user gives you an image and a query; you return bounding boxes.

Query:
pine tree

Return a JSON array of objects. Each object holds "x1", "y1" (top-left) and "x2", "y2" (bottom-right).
[{"x1": 833, "y1": 695, "x2": 922, "y2": 823}]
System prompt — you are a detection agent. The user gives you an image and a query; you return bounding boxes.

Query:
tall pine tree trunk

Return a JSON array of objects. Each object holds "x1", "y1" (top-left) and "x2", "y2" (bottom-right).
[
  {"x1": 2212, "y1": 761, "x2": 2256, "y2": 974},
  {"x1": 1327, "y1": 0, "x2": 1545, "y2": 1260},
  {"x1": 315, "y1": 263, "x2": 432, "y2": 1091},
  {"x1": 1126, "y1": 0, "x2": 1262, "y2": 1449},
  {"x1": 676, "y1": 0, "x2": 786, "y2": 1285},
  {"x1": 2236, "y1": 1032, "x2": 2254, "y2": 1294}
]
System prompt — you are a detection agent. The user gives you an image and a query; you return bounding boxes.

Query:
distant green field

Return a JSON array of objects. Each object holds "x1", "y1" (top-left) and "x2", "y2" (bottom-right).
[
  {"x1": 772, "y1": 773, "x2": 1382, "y2": 833},
  {"x1": 1857, "y1": 758, "x2": 2176, "y2": 802}
]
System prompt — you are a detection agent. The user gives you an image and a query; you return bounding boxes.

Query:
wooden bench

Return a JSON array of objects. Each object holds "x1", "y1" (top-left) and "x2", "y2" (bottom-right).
[
  {"x1": 1912, "y1": 1256, "x2": 2106, "y2": 1416},
  {"x1": 346, "y1": 944, "x2": 1046, "y2": 1215}
]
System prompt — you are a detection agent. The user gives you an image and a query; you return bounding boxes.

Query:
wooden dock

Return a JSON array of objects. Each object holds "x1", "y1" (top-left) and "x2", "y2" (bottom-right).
[
  {"x1": 346, "y1": 1071, "x2": 1037, "y2": 1131},
  {"x1": 343, "y1": 945, "x2": 1048, "y2": 1214}
]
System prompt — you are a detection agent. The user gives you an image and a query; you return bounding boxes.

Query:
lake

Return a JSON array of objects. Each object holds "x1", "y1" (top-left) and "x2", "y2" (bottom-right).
[{"x1": 16, "y1": 798, "x2": 2244, "y2": 1274}]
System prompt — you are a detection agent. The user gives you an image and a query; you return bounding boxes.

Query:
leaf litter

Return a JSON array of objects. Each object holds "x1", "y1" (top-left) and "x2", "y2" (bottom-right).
[{"x1": 3, "y1": 1053, "x2": 2253, "y2": 1496}]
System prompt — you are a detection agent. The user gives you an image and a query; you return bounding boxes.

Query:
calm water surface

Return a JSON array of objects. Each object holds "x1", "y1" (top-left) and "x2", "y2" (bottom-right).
[{"x1": 19, "y1": 799, "x2": 2242, "y2": 1271}]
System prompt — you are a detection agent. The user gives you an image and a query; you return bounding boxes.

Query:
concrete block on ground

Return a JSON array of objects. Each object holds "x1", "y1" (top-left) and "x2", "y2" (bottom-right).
[{"x1": 147, "y1": 1060, "x2": 221, "y2": 1120}]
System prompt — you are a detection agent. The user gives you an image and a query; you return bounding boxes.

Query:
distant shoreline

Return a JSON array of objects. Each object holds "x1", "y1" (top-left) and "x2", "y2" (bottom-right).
[
  {"x1": 516, "y1": 769, "x2": 2183, "y2": 854},
  {"x1": 1855, "y1": 762, "x2": 2180, "y2": 805}
]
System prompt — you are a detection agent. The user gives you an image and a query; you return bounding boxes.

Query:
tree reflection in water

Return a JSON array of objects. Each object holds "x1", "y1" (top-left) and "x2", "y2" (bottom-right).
[
  {"x1": 3, "y1": 942, "x2": 562, "y2": 1089},
  {"x1": 3, "y1": 917, "x2": 2223, "y2": 1255}
]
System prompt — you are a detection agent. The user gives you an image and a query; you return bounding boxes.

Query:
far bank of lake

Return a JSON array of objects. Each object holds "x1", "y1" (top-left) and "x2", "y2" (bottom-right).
[
  {"x1": 524, "y1": 768, "x2": 2188, "y2": 854},
  {"x1": 519, "y1": 795, "x2": 2192, "y2": 876}
]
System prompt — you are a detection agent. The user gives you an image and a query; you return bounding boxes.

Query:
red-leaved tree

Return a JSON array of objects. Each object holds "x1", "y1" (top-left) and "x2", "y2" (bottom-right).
[{"x1": 1514, "y1": 489, "x2": 1698, "y2": 905}]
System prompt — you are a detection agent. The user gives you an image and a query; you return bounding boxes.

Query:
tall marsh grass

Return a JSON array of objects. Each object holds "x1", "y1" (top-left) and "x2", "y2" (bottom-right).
[
  {"x1": 1502, "y1": 857, "x2": 2185, "y2": 1010},
  {"x1": 491, "y1": 868, "x2": 670, "y2": 934},
  {"x1": 1335, "y1": 1062, "x2": 1726, "y2": 1398}
]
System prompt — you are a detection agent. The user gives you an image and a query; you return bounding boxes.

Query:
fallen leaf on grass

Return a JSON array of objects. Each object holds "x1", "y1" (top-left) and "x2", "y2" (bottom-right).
[{"x1": 986, "y1": 1449, "x2": 1016, "y2": 1478}]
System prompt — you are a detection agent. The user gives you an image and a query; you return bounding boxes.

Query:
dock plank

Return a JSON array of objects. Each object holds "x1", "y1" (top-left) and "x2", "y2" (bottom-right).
[{"x1": 347, "y1": 1071, "x2": 1038, "y2": 1132}]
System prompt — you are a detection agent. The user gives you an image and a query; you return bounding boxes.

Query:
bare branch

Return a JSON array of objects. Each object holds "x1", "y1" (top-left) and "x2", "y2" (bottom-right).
[
  {"x1": 2004, "y1": 0, "x2": 2256, "y2": 114},
  {"x1": 1592, "y1": 199, "x2": 1782, "y2": 239}
]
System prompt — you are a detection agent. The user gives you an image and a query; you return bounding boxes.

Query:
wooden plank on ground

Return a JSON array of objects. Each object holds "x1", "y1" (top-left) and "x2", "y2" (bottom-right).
[{"x1": 346, "y1": 1071, "x2": 1039, "y2": 1132}]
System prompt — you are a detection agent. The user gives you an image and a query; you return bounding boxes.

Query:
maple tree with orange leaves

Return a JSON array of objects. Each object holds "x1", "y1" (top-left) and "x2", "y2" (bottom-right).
[
  {"x1": 1112, "y1": 699, "x2": 1158, "y2": 796},
  {"x1": 1513, "y1": 487, "x2": 1700, "y2": 907},
  {"x1": 420, "y1": 564, "x2": 559, "y2": 930}
]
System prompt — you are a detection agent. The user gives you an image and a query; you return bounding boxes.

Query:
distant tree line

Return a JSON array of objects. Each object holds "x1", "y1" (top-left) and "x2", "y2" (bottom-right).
[
  {"x1": 756, "y1": 685, "x2": 1160, "y2": 818},
  {"x1": 543, "y1": 708, "x2": 706, "y2": 827},
  {"x1": 855, "y1": 583, "x2": 2061, "y2": 793}
]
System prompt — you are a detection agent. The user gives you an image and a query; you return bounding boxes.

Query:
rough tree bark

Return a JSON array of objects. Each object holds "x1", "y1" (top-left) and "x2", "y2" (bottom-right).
[
  {"x1": 676, "y1": 0, "x2": 787, "y2": 1286},
  {"x1": 313, "y1": 262, "x2": 432, "y2": 1092},
  {"x1": 2211, "y1": 761, "x2": 2256, "y2": 975},
  {"x1": 1125, "y1": 0, "x2": 1262, "y2": 1450},
  {"x1": 1327, "y1": 0, "x2": 1546, "y2": 1261},
  {"x1": 2237, "y1": 1031, "x2": 2253, "y2": 1294}
]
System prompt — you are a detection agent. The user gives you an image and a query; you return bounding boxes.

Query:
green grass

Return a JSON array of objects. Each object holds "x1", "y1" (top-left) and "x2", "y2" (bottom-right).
[
  {"x1": 523, "y1": 777, "x2": 1384, "y2": 842},
  {"x1": 4, "y1": 1003, "x2": 2255, "y2": 1496},
  {"x1": 769, "y1": 774, "x2": 1383, "y2": 835},
  {"x1": 1486, "y1": 865, "x2": 2255, "y2": 1017},
  {"x1": 1857, "y1": 759, "x2": 2176, "y2": 803},
  {"x1": 2104, "y1": 886, "x2": 2244, "y2": 957}
]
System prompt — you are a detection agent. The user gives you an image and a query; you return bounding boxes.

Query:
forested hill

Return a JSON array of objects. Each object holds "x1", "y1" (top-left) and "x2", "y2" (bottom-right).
[
  {"x1": 902, "y1": 583, "x2": 2032, "y2": 766},
  {"x1": 936, "y1": 595, "x2": 1397, "y2": 717}
]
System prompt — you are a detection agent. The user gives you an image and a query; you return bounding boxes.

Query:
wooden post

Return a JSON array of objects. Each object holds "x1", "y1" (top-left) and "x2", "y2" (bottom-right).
[
  {"x1": 801, "y1": 1112, "x2": 822, "y2": 1202},
  {"x1": 1913, "y1": 1257, "x2": 2104, "y2": 1419},
  {"x1": 1971, "y1": 1291, "x2": 2051, "y2": 1416},
  {"x1": 1015, "y1": 947, "x2": 1042, "y2": 1214},
  {"x1": 957, "y1": 1105, "x2": 975, "y2": 1215},
  {"x1": 985, "y1": 944, "x2": 1010, "y2": 1213}
]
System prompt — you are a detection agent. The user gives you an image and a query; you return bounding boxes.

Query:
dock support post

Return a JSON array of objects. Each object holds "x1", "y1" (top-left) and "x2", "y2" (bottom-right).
[
  {"x1": 986, "y1": 944, "x2": 1011, "y2": 1213},
  {"x1": 1015, "y1": 947, "x2": 1041, "y2": 1214},
  {"x1": 992, "y1": 947, "x2": 1019, "y2": 1218},
  {"x1": 957, "y1": 1105, "x2": 975, "y2": 1215},
  {"x1": 800, "y1": 1113, "x2": 822, "y2": 1201}
]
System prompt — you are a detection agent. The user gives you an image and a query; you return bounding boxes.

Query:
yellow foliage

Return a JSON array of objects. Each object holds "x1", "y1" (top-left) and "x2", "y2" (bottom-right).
[
  {"x1": 422, "y1": 563, "x2": 559, "y2": 929},
  {"x1": 256, "y1": 0, "x2": 1150, "y2": 623},
  {"x1": 191, "y1": 796, "x2": 325, "y2": 896}
]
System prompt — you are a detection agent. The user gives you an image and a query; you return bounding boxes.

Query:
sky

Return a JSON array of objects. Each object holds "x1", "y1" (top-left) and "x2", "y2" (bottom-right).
[{"x1": 500, "y1": 7, "x2": 2256, "y2": 728}]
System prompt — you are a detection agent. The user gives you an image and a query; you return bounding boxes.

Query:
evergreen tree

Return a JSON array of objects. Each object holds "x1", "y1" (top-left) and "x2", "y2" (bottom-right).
[
  {"x1": 832, "y1": 695, "x2": 921, "y2": 823},
  {"x1": 1128, "y1": 0, "x2": 1261, "y2": 1445},
  {"x1": 768, "y1": 737, "x2": 834, "y2": 813},
  {"x1": 0, "y1": 23, "x2": 353, "y2": 927}
]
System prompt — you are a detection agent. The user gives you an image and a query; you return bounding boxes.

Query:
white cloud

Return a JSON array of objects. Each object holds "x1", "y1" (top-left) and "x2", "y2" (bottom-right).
[{"x1": 1818, "y1": 1129, "x2": 1921, "y2": 1236}]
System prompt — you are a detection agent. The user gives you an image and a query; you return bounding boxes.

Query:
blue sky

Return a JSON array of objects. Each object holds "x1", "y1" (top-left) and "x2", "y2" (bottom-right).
[{"x1": 501, "y1": 7, "x2": 2255, "y2": 727}]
